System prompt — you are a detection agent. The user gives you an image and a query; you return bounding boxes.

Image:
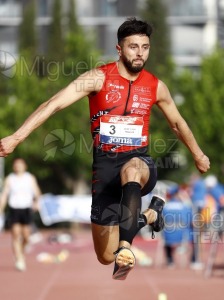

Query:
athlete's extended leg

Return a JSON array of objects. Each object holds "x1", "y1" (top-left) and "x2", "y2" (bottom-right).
[
  {"x1": 21, "y1": 224, "x2": 30, "y2": 255},
  {"x1": 118, "y1": 157, "x2": 156, "y2": 248},
  {"x1": 111, "y1": 158, "x2": 156, "y2": 279},
  {"x1": 112, "y1": 157, "x2": 165, "y2": 279},
  {"x1": 11, "y1": 223, "x2": 26, "y2": 271}
]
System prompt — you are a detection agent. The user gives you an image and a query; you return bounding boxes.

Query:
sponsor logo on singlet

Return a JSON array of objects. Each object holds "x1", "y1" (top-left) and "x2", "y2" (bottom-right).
[
  {"x1": 108, "y1": 83, "x2": 125, "y2": 89},
  {"x1": 133, "y1": 94, "x2": 139, "y2": 102},
  {"x1": 105, "y1": 90, "x2": 121, "y2": 103},
  {"x1": 134, "y1": 86, "x2": 151, "y2": 95}
]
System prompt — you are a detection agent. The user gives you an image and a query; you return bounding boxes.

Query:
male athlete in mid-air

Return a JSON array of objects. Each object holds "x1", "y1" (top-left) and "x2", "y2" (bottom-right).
[{"x1": 0, "y1": 18, "x2": 210, "y2": 280}]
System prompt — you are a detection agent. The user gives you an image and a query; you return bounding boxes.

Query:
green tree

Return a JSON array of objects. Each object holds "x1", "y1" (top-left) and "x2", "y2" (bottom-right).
[
  {"x1": 1, "y1": 3, "x2": 100, "y2": 194},
  {"x1": 67, "y1": 0, "x2": 78, "y2": 32},
  {"x1": 1, "y1": 56, "x2": 93, "y2": 194},
  {"x1": 176, "y1": 47, "x2": 224, "y2": 180},
  {"x1": 140, "y1": 0, "x2": 172, "y2": 79},
  {"x1": 48, "y1": 0, "x2": 64, "y2": 62},
  {"x1": 139, "y1": 0, "x2": 179, "y2": 181},
  {"x1": 19, "y1": 0, "x2": 37, "y2": 56}
]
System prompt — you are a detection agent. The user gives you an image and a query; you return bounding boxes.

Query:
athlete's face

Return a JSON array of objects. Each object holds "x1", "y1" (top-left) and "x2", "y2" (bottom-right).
[
  {"x1": 117, "y1": 34, "x2": 150, "y2": 73},
  {"x1": 13, "y1": 159, "x2": 27, "y2": 174}
]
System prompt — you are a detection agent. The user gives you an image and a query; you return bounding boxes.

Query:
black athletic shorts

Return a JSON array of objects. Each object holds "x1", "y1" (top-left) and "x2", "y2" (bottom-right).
[
  {"x1": 8, "y1": 207, "x2": 33, "y2": 226},
  {"x1": 91, "y1": 146, "x2": 157, "y2": 225}
]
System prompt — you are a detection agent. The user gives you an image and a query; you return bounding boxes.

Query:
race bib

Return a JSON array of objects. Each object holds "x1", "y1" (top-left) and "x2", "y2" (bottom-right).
[{"x1": 99, "y1": 115, "x2": 144, "y2": 146}]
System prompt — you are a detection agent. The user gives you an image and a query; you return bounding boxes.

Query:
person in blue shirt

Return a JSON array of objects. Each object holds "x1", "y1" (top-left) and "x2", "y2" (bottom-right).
[
  {"x1": 191, "y1": 174, "x2": 207, "y2": 211},
  {"x1": 162, "y1": 185, "x2": 193, "y2": 267},
  {"x1": 205, "y1": 175, "x2": 224, "y2": 233},
  {"x1": 205, "y1": 175, "x2": 224, "y2": 213},
  {"x1": 189, "y1": 174, "x2": 207, "y2": 267}
]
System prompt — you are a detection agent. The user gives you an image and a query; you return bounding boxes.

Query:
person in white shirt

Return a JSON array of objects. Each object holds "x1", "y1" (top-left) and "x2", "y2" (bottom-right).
[{"x1": 0, "y1": 158, "x2": 41, "y2": 271}]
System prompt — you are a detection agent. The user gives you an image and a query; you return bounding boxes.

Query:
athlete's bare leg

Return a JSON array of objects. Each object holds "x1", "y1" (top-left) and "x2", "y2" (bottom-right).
[
  {"x1": 21, "y1": 225, "x2": 30, "y2": 253},
  {"x1": 11, "y1": 223, "x2": 30, "y2": 271},
  {"x1": 91, "y1": 223, "x2": 119, "y2": 264},
  {"x1": 11, "y1": 224, "x2": 23, "y2": 261}
]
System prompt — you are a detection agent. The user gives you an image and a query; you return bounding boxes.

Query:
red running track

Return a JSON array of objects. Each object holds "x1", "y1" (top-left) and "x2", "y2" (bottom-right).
[{"x1": 0, "y1": 227, "x2": 224, "y2": 300}]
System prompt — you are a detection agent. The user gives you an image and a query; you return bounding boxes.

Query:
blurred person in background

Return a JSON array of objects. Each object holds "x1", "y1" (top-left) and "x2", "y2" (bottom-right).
[
  {"x1": 204, "y1": 175, "x2": 224, "y2": 214},
  {"x1": 204, "y1": 175, "x2": 224, "y2": 234},
  {"x1": 162, "y1": 185, "x2": 193, "y2": 268},
  {"x1": 190, "y1": 173, "x2": 207, "y2": 212},
  {"x1": 0, "y1": 158, "x2": 41, "y2": 271},
  {"x1": 189, "y1": 174, "x2": 207, "y2": 269},
  {"x1": 0, "y1": 18, "x2": 210, "y2": 280}
]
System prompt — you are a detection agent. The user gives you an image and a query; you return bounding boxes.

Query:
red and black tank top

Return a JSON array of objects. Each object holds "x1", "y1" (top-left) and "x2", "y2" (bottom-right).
[{"x1": 88, "y1": 62, "x2": 158, "y2": 152}]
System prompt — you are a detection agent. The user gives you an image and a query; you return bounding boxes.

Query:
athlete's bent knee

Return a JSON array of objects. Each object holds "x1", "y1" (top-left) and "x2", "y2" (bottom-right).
[{"x1": 121, "y1": 158, "x2": 142, "y2": 184}]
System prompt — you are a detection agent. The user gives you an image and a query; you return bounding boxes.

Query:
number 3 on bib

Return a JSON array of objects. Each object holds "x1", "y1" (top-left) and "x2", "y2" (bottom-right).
[{"x1": 99, "y1": 115, "x2": 144, "y2": 146}]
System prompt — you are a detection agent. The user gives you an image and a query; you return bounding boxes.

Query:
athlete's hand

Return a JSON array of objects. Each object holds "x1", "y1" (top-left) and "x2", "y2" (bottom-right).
[
  {"x1": 194, "y1": 154, "x2": 210, "y2": 173},
  {"x1": 0, "y1": 135, "x2": 19, "y2": 157}
]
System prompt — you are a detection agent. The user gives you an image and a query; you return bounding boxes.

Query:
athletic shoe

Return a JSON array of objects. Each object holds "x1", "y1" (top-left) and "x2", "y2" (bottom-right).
[
  {"x1": 15, "y1": 259, "x2": 26, "y2": 271},
  {"x1": 112, "y1": 247, "x2": 135, "y2": 280},
  {"x1": 148, "y1": 195, "x2": 166, "y2": 238},
  {"x1": 190, "y1": 262, "x2": 204, "y2": 271}
]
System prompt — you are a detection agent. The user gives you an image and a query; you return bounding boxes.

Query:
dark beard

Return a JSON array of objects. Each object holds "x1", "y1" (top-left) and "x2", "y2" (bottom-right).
[{"x1": 122, "y1": 57, "x2": 145, "y2": 73}]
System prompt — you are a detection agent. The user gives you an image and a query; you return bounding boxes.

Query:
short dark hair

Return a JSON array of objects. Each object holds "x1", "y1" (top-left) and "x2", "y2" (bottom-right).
[{"x1": 117, "y1": 17, "x2": 153, "y2": 44}]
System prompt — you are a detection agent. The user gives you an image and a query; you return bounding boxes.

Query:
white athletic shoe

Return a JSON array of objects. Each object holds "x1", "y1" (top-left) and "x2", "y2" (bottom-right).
[{"x1": 15, "y1": 259, "x2": 26, "y2": 271}]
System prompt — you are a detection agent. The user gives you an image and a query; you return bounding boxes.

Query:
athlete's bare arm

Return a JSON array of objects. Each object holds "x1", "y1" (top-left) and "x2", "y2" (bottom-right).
[
  {"x1": 0, "y1": 69, "x2": 105, "y2": 157},
  {"x1": 0, "y1": 177, "x2": 10, "y2": 213},
  {"x1": 156, "y1": 80, "x2": 210, "y2": 173},
  {"x1": 31, "y1": 175, "x2": 42, "y2": 211}
]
